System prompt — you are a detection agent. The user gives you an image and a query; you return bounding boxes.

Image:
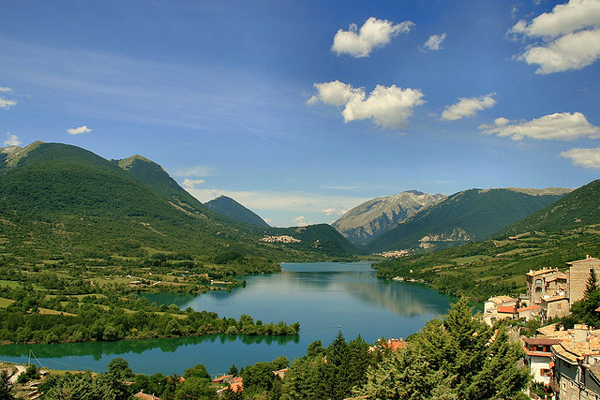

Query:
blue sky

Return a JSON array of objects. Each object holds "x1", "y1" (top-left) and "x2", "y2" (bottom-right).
[{"x1": 1, "y1": 0, "x2": 599, "y2": 227}]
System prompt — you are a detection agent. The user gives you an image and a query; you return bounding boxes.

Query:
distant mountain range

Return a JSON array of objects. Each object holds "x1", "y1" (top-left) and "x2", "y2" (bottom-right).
[
  {"x1": 332, "y1": 187, "x2": 570, "y2": 254},
  {"x1": 206, "y1": 196, "x2": 270, "y2": 228},
  {"x1": 0, "y1": 142, "x2": 356, "y2": 264},
  {"x1": 332, "y1": 190, "x2": 446, "y2": 245},
  {"x1": 374, "y1": 180, "x2": 600, "y2": 301}
]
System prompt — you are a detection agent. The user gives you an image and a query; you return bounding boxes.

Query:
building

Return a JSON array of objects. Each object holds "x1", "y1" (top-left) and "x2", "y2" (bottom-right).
[
  {"x1": 483, "y1": 296, "x2": 517, "y2": 326},
  {"x1": 541, "y1": 295, "x2": 570, "y2": 321},
  {"x1": 567, "y1": 257, "x2": 600, "y2": 306},
  {"x1": 526, "y1": 268, "x2": 568, "y2": 305},
  {"x1": 550, "y1": 325, "x2": 600, "y2": 399},
  {"x1": 517, "y1": 304, "x2": 542, "y2": 321},
  {"x1": 522, "y1": 337, "x2": 562, "y2": 387}
]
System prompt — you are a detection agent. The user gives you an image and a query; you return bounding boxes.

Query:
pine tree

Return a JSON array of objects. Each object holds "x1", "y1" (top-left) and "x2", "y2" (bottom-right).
[{"x1": 584, "y1": 268, "x2": 599, "y2": 299}]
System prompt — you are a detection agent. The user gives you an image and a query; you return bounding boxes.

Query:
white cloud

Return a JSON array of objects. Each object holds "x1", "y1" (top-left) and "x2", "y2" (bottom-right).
[
  {"x1": 0, "y1": 97, "x2": 17, "y2": 110},
  {"x1": 308, "y1": 80, "x2": 425, "y2": 130},
  {"x1": 510, "y1": 0, "x2": 600, "y2": 38},
  {"x1": 441, "y1": 93, "x2": 496, "y2": 121},
  {"x1": 423, "y1": 33, "x2": 447, "y2": 51},
  {"x1": 67, "y1": 125, "x2": 92, "y2": 135},
  {"x1": 182, "y1": 179, "x2": 205, "y2": 189},
  {"x1": 3, "y1": 132, "x2": 21, "y2": 147},
  {"x1": 0, "y1": 87, "x2": 13, "y2": 92},
  {"x1": 518, "y1": 28, "x2": 600, "y2": 74},
  {"x1": 332, "y1": 17, "x2": 415, "y2": 58},
  {"x1": 322, "y1": 208, "x2": 346, "y2": 217},
  {"x1": 510, "y1": 0, "x2": 600, "y2": 73},
  {"x1": 560, "y1": 147, "x2": 600, "y2": 168},
  {"x1": 292, "y1": 216, "x2": 309, "y2": 227},
  {"x1": 479, "y1": 112, "x2": 600, "y2": 141},
  {"x1": 307, "y1": 80, "x2": 363, "y2": 107}
]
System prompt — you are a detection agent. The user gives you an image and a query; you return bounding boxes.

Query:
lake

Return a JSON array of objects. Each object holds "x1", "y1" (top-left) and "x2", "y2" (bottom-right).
[{"x1": 0, "y1": 262, "x2": 453, "y2": 376}]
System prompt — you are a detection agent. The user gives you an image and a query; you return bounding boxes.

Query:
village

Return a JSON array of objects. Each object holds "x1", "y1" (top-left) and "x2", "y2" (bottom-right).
[{"x1": 484, "y1": 256, "x2": 600, "y2": 399}]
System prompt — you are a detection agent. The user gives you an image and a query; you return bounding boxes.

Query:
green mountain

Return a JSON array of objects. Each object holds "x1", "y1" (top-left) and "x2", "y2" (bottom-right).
[
  {"x1": 112, "y1": 154, "x2": 208, "y2": 215},
  {"x1": 374, "y1": 181, "x2": 600, "y2": 301},
  {"x1": 364, "y1": 187, "x2": 570, "y2": 254},
  {"x1": 495, "y1": 179, "x2": 600, "y2": 237},
  {"x1": 0, "y1": 142, "x2": 356, "y2": 265},
  {"x1": 205, "y1": 196, "x2": 270, "y2": 228}
]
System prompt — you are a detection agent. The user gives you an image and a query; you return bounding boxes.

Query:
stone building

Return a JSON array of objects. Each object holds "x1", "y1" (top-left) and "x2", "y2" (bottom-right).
[
  {"x1": 549, "y1": 325, "x2": 600, "y2": 400},
  {"x1": 568, "y1": 256, "x2": 600, "y2": 306},
  {"x1": 526, "y1": 268, "x2": 568, "y2": 305}
]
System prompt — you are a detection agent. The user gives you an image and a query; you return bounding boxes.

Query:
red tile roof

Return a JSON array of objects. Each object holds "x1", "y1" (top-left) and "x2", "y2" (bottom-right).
[{"x1": 497, "y1": 305, "x2": 516, "y2": 314}]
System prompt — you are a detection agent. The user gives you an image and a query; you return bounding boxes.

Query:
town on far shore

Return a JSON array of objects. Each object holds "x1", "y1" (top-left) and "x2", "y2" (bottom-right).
[{"x1": 485, "y1": 255, "x2": 600, "y2": 400}]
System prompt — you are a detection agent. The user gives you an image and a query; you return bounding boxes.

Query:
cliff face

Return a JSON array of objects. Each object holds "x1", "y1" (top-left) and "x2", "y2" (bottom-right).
[{"x1": 332, "y1": 190, "x2": 446, "y2": 244}]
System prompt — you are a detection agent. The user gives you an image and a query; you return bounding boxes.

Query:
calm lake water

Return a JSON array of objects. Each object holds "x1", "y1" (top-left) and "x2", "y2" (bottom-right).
[{"x1": 0, "y1": 262, "x2": 453, "y2": 376}]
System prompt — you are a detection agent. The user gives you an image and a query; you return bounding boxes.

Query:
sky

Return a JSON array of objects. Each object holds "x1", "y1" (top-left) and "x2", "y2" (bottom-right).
[{"x1": 1, "y1": 0, "x2": 599, "y2": 227}]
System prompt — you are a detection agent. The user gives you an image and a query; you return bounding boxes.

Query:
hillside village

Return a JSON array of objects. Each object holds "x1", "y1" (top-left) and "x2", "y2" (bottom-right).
[{"x1": 484, "y1": 256, "x2": 600, "y2": 399}]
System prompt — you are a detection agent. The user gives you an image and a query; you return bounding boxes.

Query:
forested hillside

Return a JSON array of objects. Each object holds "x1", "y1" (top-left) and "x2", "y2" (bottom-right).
[
  {"x1": 375, "y1": 180, "x2": 600, "y2": 301},
  {"x1": 364, "y1": 188, "x2": 569, "y2": 254}
]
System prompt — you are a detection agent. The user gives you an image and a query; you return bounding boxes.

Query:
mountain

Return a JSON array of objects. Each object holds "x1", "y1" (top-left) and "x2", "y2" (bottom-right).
[
  {"x1": 205, "y1": 196, "x2": 270, "y2": 228},
  {"x1": 496, "y1": 180, "x2": 600, "y2": 237},
  {"x1": 364, "y1": 187, "x2": 570, "y2": 254},
  {"x1": 374, "y1": 181, "x2": 600, "y2": 301},
  {"x1": 0, "y1": 142, "x2": 356, "y2": 265},
  {"x1": 332, "y1": 190, "x2": 446, "y2": 244},
  {"x1": 112, "y1": 154, "x2": 208, "y2": 215}
]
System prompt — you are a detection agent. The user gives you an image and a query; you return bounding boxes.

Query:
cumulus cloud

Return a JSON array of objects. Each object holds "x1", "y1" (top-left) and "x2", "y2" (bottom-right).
[
  {"x1": 0, "y1": 97, "x2": 17, "y2": 110},
  {"x1": 518, "y1": 29, "x2": 600, "y2": 74},
  {"x1": 510, "y1": 0, "x2": 600, "y2": 38},
  {"x1": 292, "y1": 216, "x2": 310, "y2": 227},
  {"x1": 479, "y1": 112, "x2": 600, "y2": 141},
  {"x1": 67, "y1": 125, "x2": 92, "y2": 135},
  {"x1": 308, "y1": 80, "x2": 425, "y2": 130},
  {"x1": 332, "y1": 17, "x2": 415, "y2": 57},
  {"x1": 510, "y1": 0, "x2": 600, "y2": 73},
  {"x1": 441, "y1": 93, "x2": 496, "y2": 121},
  {"x1": 3, "y1": 132, "x2": 21, "y2": 147},
  {"x1": 0, "y1": 87, "x2": 13, "y2": 92},
  {"x1": 560, "y1": 147, "x2": 600, "y2": 168},
  {"x1": 322, "y1": 208, "x2": 346, "y2": 217},
  {"x1": 182, "y1": 179, "x2": 205, "y2": 189},
  {"x1": 423, "y1": 33, "x2": 447, "y2": 51}
]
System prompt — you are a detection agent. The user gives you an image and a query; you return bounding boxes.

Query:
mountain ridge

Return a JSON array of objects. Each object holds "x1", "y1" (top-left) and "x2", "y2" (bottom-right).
[
  {"x1": 332, "y1": 190, "x2": 446, "y2": 244},
  {"x1": 363, "y1": 187, "x2": 571, "y2": 254}
]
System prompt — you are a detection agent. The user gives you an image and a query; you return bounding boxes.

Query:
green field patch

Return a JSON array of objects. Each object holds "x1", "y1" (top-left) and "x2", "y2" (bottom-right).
[
  {"x1": 0, "y1": 280, "x2": 21, "y2": 289},
  {"x1": 38, "y1": 308, "x2": 77, "y2": 317},
  {"x1": 450, "y1": 255, "x2": 493, "y2": 265},
  {"x1": 0, "y1": 297, "x2": 15, "y2": 308}
]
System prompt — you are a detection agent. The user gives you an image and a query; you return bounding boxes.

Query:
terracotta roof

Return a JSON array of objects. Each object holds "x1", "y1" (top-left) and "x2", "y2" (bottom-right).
[
  {"x1": 486, "y1": 295, "x2": 515, "y2": 304},
  {"x1": 527, "y1": 269, "x2": 558, "y2": 277},
  {"x1": 542, "y1": 295, "x2": 568, "y2": 303},
  {"x1": 518, "y1": 305, "x2": 542, "y2": 312},
  {"x1": 497, "y1": 305, "x2": 516, "y2": 314},
  {"x1": 523, "y1": 337, "x2": 562, "y2": 346}
]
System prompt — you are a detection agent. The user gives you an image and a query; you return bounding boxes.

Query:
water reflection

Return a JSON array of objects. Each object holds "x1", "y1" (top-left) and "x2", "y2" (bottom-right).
[
  {"x1": 0, "y1": 262, "x2": 452, "y2": 375},
  {"x1": 0, "y1": 334, "x2": 300, "y2": 361}
]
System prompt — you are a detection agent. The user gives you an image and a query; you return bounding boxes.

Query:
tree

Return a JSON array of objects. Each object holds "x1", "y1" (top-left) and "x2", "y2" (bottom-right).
[
  {"x1": 228, "y1": 364, "x2": 239, "y2": 377},
  {"x1": 585, "y1": 268, "x2": 599, "y2": 299},
  {"x1": 183, "y1": 364, "x2": 211, "y2": 380},
  {"x1": 174, "y1": 377, "x2": 217, "y2": 400},
  {"x1": 357, "y1": 298, "x2": 530, "y2": 400},
  {"x1": 107, "y1": 358, "x2": 134, "y2": 381},
  {"x1": 0, "y1": 371, "x2": 14, "y2": 400}
]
